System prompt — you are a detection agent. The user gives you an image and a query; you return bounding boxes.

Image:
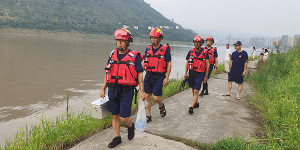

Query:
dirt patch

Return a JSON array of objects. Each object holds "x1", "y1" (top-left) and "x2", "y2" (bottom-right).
[{"x1": 243, "y1": 82, "x2": 266, "y2": 140}]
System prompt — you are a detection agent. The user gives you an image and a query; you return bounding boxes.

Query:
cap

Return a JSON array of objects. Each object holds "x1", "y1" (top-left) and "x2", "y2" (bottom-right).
[{"x1": 233, "y1": 41, "x2": 242, "y2": 45}]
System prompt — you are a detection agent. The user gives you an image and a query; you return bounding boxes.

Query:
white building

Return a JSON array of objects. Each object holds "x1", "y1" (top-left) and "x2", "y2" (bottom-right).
[{"x1": 148, "y1": 26, "x2": 154, "y2": 30}]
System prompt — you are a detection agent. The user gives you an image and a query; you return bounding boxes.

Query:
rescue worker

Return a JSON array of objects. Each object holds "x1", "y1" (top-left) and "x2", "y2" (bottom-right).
[
  {"x1": 100, "y1": 28, "x2": 145, "y2": 148},
  {"x1": 142, "y1": 27, "x2": 171, "y2": 122},
  {"x1": 199, "y1": 36, "x2": 218, "y2": 96},
  {"x1": 184, "y1": 35, "x2": 209, "y2": 114}
]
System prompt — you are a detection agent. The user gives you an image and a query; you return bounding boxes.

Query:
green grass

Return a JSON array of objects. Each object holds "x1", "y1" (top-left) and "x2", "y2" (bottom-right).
[
  {"x1": 210, "y1": 136, "x2": 264, "y2": 150},
  {"x1": 1, "y1": 111, "x2": 112, "y2": 150},
  {"x1": 210, "y1": 63, "x2": 225, "y2": 77},
  {"x1": 1, "y1": 78, "x2": 189, "y2": 150},
  {"x1": 246, "y1": 45, "x2": 300, "y2": 149}
]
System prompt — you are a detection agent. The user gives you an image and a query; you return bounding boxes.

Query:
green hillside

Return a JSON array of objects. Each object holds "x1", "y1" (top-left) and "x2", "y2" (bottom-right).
[{"x1": 0, "y1": 0, "x2": 197, "y2": 42}]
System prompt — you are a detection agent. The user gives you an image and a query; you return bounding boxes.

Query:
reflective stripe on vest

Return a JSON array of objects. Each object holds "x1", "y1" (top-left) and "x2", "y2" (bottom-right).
[
  {"x1": 144, "y1": 45, "x2": 168, "y2": 73},
  {"x1": 188, "y1": 47, "x2": 207, "y2": 72},
  {"x1": 207, "y1": 47, "x2": 216, "y2": 65},
  {"x1": 104, "y1": 49, "x2": 140, "y2": 87}
]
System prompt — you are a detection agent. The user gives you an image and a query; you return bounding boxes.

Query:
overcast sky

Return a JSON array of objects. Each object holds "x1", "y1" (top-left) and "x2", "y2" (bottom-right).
[{"x1": 144, "y1": 0, "x2": 300, "y2": 37}]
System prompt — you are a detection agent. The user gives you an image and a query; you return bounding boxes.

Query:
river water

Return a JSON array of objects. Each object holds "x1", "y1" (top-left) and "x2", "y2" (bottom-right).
[{"x1": 0, "y1": 35, "x2": 255, "y2": 145}]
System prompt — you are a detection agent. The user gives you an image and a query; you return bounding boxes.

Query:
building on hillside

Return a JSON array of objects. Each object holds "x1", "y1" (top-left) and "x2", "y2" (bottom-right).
[
  {"x1": 148, "y1": 26, "x2": 154, "y2": 30},
  {"x1": 123, "y1": 25, "x2": 129, "y2": 29},
  {"x1": 159, "y1": 26, "x2": 170, "y2": 29}
]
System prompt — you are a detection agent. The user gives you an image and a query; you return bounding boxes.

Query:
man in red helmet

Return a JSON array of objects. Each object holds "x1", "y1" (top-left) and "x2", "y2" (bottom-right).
[
  {"x1": 184, "y1": 35, "x2": 209, "y2": 114},
  {"x1": 199, "y1": 36, "x2": 218, "y2": 96},
  {"x1": 142, "y1": 27, "x2": 171, "y2": 122},
  {"x1": 100, "y1": 28, "x2": 145, "y2": 148}
]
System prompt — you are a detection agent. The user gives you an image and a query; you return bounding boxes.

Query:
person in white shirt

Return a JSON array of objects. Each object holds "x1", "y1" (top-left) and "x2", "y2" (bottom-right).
[
  {"x1": 224, "y1": 44, "x2": 231, "y2": 73},
  {"x1": 252, "y1": 47, "x2": 256, "y2": 61},
  {"x1": 263, "y1": 49, "x2": 269, "y2": 61},
  {"x1": 260, "y1": 48, "x2": 264, "y2": 59}
]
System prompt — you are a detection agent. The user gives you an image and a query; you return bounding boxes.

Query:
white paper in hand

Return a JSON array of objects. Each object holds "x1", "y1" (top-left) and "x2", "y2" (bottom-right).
[{"x1": 135, "y1": 98, "x2": 148, "y2": 132}]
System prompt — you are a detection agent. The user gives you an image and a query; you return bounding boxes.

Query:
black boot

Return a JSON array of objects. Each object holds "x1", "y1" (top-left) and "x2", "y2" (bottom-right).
[
  {"x1": 204, "y1": 83, "x2": 209, "y2": 95},
  {"x1": 199, "y1": 90, "x2": 204, "y2": 97},
  {"x1": 128, "y1": 123, "x2": 135, "y2": 140},
  {"x1": 199, "y1": 82, "x2": 205, "y2": 97},
  {"x1": 189, "y1": 107, "x2": 194, "y2": 114}
]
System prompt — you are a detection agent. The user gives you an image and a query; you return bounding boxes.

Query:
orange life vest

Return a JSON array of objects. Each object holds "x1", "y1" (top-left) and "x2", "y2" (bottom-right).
[
  {"x1": 144, "y1": 45, "x2": 168, "y2": 73},
  {"x1": 104, "y1": 49, "x2": 141, "y2": 87},
  {"x1": 188, "y1": 47, "x2": 208, "y2": 72},
  {"x1": 207, "y1": 47, "x2": 217, "y2": 65}
]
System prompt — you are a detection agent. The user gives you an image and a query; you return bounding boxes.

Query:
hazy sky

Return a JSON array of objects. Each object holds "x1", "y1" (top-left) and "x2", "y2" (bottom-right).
[{"x1": 144, "y1": 0, "x2": 300, "y2": 37}]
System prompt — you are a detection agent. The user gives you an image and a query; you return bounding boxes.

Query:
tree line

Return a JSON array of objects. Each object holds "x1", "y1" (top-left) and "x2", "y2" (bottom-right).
[{"x1": 0, "y1": 0, "x2": 197, "y2": 42}]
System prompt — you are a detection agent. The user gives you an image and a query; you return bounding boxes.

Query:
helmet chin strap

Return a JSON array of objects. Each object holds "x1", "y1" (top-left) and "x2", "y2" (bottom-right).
[{"x1": 117, "y1": 48, "x2": 125, "y2": 51}]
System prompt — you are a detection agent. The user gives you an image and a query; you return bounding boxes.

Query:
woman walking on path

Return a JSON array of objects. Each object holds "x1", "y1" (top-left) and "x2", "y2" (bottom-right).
[
  {"x1": 184, "y1": 35, "x2": 209, "y2": 114},
  {"x1": 223, "y1": 41, "x2": 248, "y2": 100}
]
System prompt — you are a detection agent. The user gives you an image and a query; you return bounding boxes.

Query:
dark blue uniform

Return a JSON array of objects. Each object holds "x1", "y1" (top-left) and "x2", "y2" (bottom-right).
[
  {"x1": 143, "y1": 45, "x2": 171, "y2": 96},
  {"x1": 107, "y1": 49, "x2": 143, "y2": 118},
  {"x1": 228, "y1": 50, "x2": 248, "y2": 84},
  {"x1": 186, "y1": 48, "x2": 209, "y2": 90},
  {"x1": 206, "y1": 46, "x2": 218, "y2": 79}
]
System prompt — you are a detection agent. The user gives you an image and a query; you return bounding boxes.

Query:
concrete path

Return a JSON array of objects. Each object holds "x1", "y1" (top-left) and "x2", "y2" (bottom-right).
[
  {"x1": 70, "y1": 59, "x2": 261, "y2": 149},
  {"x1": 70, "y1": 127, "x2": 196, "y2": 150}
]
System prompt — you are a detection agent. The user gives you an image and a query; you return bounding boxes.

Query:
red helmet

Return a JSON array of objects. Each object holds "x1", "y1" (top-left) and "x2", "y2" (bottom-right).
[
  {"x1": 149, "y1": 27, "x2": 163, "y2": 39},
  {"x1": 193, "y1": 35, "x2": 204, "y2": 43},
  {"x1": 206, "y1": 36, "x2": 214, "y2": 44},
  {"x1": 114, "y1": 28, "x2": 133, "y2": 43}
]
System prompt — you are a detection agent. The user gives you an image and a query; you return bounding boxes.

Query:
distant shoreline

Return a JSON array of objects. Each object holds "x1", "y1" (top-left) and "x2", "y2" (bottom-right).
[{"x1": 0, "y1": 28, "x2": 191, "y2": 45}]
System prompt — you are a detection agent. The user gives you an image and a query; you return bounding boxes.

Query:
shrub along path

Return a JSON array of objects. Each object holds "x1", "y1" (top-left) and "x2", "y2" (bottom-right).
[{"x1": 70, "y1": 60, "x2": 263, "y2": 149}]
